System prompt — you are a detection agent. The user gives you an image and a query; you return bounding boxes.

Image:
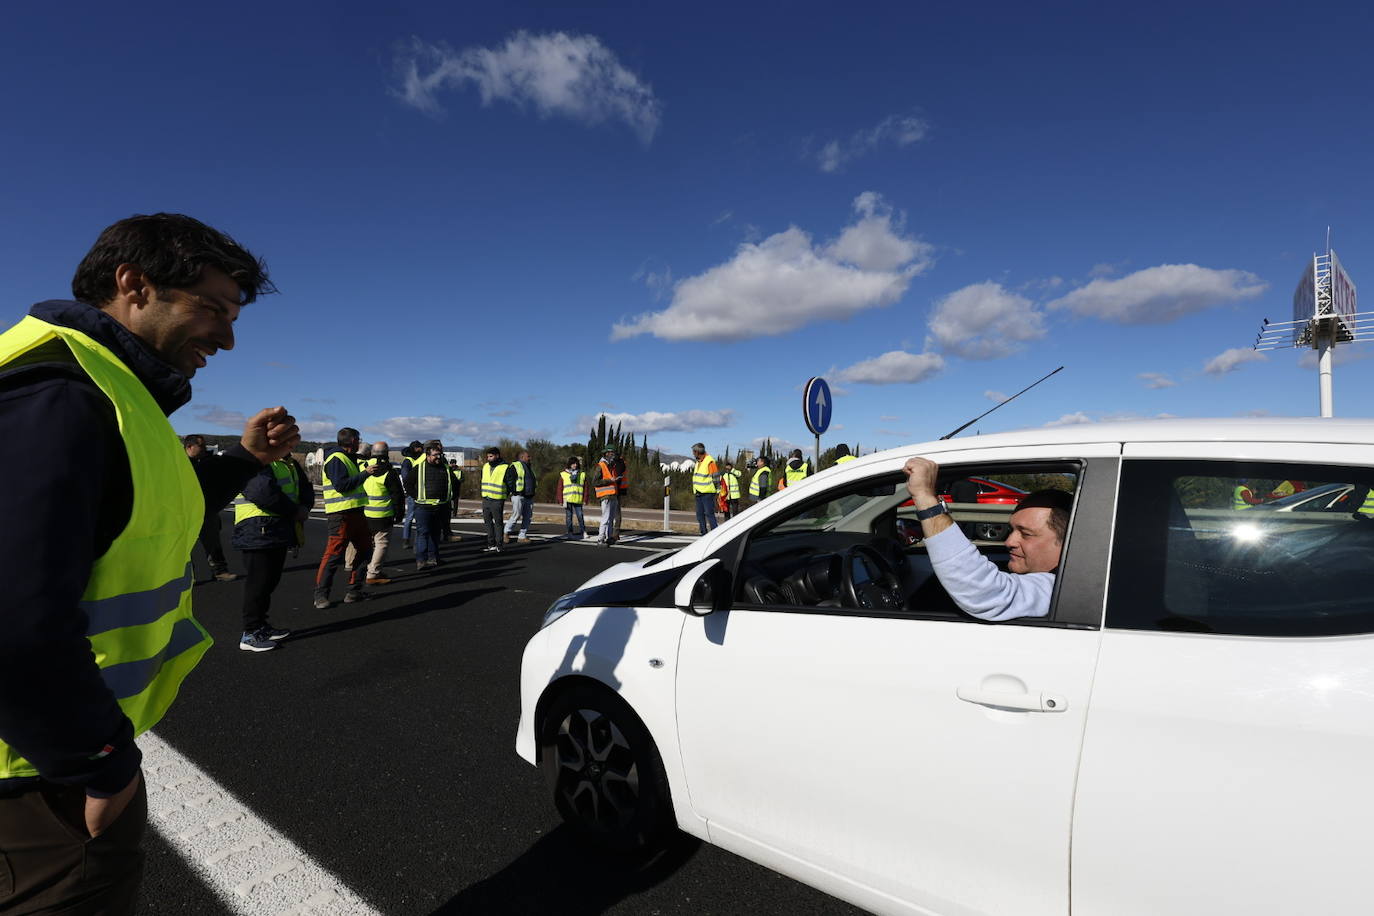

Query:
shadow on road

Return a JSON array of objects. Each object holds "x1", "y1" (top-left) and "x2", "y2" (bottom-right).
[
  {"x1": 431, "y1": 827, "x2": 701, "y2": 915},
  {"x1": 287, "y1": 586, "x2": 505, "y2": 641}
]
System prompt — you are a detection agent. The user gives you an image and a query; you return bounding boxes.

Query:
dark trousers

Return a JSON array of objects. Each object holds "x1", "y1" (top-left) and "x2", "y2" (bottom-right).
[
  {"x1": 440, "y1": 501, "x2": 453, "y2": 542},
  {"x1": 241, "y1": 546, "x2": 288, "y2": 633},
  {"x1": 0, "y1": 778, "x2": 147, "y2": 915},
  {"x1": 722, "y1": 498, "x2": 740, "y2": 520},
  {"x1": 482, "y1": 498, "x2": 504, "y2": 547},
  {"x1": 414, "y1": 507, "x2": 441, "y2": 563},
  {"x1": 695, "y1": 493, "x2": 719, "y2": 534},
  {"x1": 314, "y1": 509, "x2": 370, "y2": 596},
  {"x1": 198, "y1": 512, "x2": 228, "y2": 572}
]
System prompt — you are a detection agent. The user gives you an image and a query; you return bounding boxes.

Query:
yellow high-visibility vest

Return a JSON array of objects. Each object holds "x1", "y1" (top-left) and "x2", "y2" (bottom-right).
[
  {"x1": 561, "y1": 470, "x2": 584, "y2": 505},
  {"x1": 693, "y1": 455, "x2": 718, "y2": 494},
  {"x1": 415, "y1": 458, "x2": 453, "y2": 506},
  {"x1": 725, "y1": 468, "x2": 742, "y2": 499},
  {"x1": 235, "y1": 460, "x2": 301, "y2": 523},
  {"x1": 1232, "y1": 485, "x2": 1255, "y2": 511},
  {"x1": 0, "y1": 315, "x2": 210, "y2": 780},
  {"x1": 481, "y1": 462, "x2": 510, "y2": 500},
  {"x1": 322, "y1": 451, "x2": 367, "y2": 512},
  {"x1": 361, "y1": 458, "x2": 394, "y2": 518},
  {"x1": 749, "y1": 468, "x2": 771, "y2": 498},
  {"x1": 836, "y1": 455, "x2": 857, "y2": 464}
]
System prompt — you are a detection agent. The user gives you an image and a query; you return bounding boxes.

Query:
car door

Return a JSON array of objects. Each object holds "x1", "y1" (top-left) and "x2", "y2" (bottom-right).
[{"x1": 674, "y1": 445, "x2": 1120, "y2": 916}]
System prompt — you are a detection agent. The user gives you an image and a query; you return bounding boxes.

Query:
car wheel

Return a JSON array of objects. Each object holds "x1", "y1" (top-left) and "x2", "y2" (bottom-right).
[{"x1": 539, "y1": 683, "x2": 675, "y2": 853}]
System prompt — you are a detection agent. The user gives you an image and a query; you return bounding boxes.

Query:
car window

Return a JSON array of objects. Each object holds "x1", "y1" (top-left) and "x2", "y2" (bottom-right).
[
  {"x1": 735, "y1": 464, "x2": 1080, "y2": 620},
  {"x1": 1107, "y1": 460, "x2": 1374, "y2": 637}
]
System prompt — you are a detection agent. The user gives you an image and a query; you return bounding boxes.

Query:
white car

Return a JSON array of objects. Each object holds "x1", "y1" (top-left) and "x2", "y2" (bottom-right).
[{"x1": 516, "y1": 418, "x2": 1374, "y2": 916}]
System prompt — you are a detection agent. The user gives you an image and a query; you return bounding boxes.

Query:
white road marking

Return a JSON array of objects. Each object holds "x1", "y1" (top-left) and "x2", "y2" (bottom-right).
[{"x1": 142, "y1": 731, "x2": 381, "y2": 915}]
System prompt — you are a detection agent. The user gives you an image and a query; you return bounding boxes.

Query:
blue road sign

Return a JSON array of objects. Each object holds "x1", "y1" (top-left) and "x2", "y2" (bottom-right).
[{"x1": 803, "y1": 376, "x2": 832, "y2": 436}]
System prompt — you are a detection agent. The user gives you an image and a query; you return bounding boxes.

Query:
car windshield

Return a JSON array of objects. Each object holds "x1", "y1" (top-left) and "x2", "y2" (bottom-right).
[{"x1": 1251, "y1": 482, "x2": 1350, "y2": 511}]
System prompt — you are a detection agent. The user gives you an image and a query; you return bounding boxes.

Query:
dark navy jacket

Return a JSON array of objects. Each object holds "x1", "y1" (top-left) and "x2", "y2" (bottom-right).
[
  {"x1": 231, "y1": 458, "x2": 315, "y2": 550},
  {"x1": 0, "y1": 300, "x2": 259, "y2": 796}
]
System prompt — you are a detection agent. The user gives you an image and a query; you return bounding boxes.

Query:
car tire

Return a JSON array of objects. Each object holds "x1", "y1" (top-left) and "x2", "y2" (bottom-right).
[
  {"x1": 539, "y1": 682, "x2": 676, "y2": 854},
  {"x1": 976, "y1": 522, "x2": 1009, "y2": 541}
]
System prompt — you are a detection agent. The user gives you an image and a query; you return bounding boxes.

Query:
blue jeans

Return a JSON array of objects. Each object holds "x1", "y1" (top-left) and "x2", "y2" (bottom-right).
[
  {"x1": 505, "y1": 494, "x2": 533, "y2": 537},
  {"x1": 413, "y1": 507, "x2": 440, "y2": 563},
  {"x1": 402, "y1": 496, "x2": 417, "y2": 540},
  {"x1": 695, "y1": 493, "x2": 718, "y2": 534},
  {"x1": 564, "y1": 503, "x2": 585, "y2": 534}
]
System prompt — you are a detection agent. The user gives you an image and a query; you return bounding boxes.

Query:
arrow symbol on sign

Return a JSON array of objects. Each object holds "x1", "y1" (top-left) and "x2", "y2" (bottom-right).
[{"x1": 814, "y1": 387, "x2": 827, "y2": 412}]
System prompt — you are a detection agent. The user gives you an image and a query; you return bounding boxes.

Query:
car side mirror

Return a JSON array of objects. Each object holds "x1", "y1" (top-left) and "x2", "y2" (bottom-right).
[{"x1": 675, "y1": 558, "x2": 725, "y2": 616}]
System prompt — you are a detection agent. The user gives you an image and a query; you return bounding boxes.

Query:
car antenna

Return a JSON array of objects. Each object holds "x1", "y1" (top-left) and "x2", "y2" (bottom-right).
[{"x1": 939, "y1": 366, "x2": 1064, "y2": 440}]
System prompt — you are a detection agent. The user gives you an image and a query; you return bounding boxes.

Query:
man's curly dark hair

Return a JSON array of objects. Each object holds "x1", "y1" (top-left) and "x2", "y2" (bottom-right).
[{"x1": 72, "y1": 213, "x2": 274, "y2": 306}]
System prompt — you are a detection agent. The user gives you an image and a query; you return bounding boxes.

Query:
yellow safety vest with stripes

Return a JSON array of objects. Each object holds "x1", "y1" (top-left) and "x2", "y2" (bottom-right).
[
  {"x1": 561, "y1": 470, "x2": 584, "y2": 505},
  {"x1": 724, "y1": 468, "x2": 742, "y2": 499},
  {"x1": 415, "y1": 458, "x2": 453, "y2": 506},
  {"x1": 322, "y1": 451, "x2": 367, "y2": 512},
  {"x1": 836, "y1": 455, "x2": 857, "y2": 464},
  {"x1": 749, "y1": 467, "x2": 771, "y2": 498},
  {"x1": 1360, "y1": 488, "x2": 1374, "y2": 517},
  {"x1": 481, "y1": 462, "x2": 510, "y2": 500},
  {"x1": 1231, "y1": 485, "x2": 1255, "y2": 511},
  {"x1": 693, "y1": 455, "x2": 718, "y2": 494},
  {"x1": 0, "y1": 316, "x2": 211, "y2": 780},
  {"x1": 780, "y1": 464, "x2": 810, "y2": 490},
  {"x1": 361, "y1": 458, "x2": 394, "y2": 518},
  {"x1": 234, "y1": 460, "x2": 301, "y2": 522}
]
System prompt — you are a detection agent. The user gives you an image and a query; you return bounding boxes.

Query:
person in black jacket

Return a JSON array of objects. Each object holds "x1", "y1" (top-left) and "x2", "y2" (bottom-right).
[
  {"x1": 232, "y1": 457, "x2": 315, "y2": 652},
  {"x1": 0, "y1": 213, "x2": 297, "y2": 915},
  {"x1": 184, "y1": 433, "x2": 241, "y2": 582}
]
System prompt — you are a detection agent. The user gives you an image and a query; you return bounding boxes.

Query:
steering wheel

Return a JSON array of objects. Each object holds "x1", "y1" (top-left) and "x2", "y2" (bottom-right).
[{"x1": 842, "y1": 544, "x2": 905, "y2": 611}]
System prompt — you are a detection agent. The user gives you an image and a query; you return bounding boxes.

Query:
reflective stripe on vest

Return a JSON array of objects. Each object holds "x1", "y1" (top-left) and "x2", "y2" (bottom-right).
[
  {"x1": 561, "y1": 470, "x2": 584, "y2": 504},
  {"x1": 693, "y1": 455, "x2": 718, "y2": 494},
  {"x1": 725, "y1": 468, "x2": 741, "y2": 499},
  {"x1": 749, "y1": 469, "x2": 770, "y2": 497},
  {"x1": 235, "y1": 461, "x2": 301, "y2": 524},
  {"x1": 594, "y1": 461, "x2": 618, "y2": 499},
  {"x1": 1232, "y1": 486, "x2": 1254, "y2": 511},
  {"x1": 512, "y1": 462, "x2": 527, "y2": 493},
  {"x1": 361, "y1": 459, "x2": 394, "y2": 518},
  {"x1": 416, "y1": 459, "x2": 453, "y2": 506},
  {"x1": 481, "y1": 462, "x2": 509, "y2": 500},
  {"x1": 0, "y1": 316, "x2": 210, "y2": 780},
  {"x1": 322, "y1": 452, "x2": 366, "y2": 512}
]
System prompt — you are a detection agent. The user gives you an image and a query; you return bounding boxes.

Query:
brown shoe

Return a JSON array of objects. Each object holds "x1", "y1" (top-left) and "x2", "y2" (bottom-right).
[
  {"x1": 518, "y1": 537, "x2": 530, "y2": 544},
  {"x1": 365, "y1": 577, "x2": 392, "y2": 585},
  {"x1": 503, "y1": 533, "x2": 512, "y2": 543}
]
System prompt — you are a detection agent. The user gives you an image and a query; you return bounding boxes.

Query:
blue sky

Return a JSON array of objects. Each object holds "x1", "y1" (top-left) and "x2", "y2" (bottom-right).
[{"x1": 4, "y1": 1, "x2": 1373, "y2": 455}]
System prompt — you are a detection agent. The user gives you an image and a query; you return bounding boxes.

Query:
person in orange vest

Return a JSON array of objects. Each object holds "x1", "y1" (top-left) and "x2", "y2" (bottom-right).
[
  {"x1": 691, "y1": 442, "x2": 722, "y2": 534},
  {"x1": 594, "y1": 448, "x2": 623, "y2": 546}
]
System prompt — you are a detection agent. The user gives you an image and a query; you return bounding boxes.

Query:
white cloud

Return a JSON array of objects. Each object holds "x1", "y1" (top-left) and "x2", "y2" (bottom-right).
[
  {"x1": 579, "y1": 409, "x2": 735, "y2": 435},
  {"x1": 879, "y1": 414, "x2": 899, "y2": 421},
  {"x1": 834, "y1": 350, "x2": 944, "y2": 385},
  {"x1": 752, "y1": 435, "x2": 806, "y2": 455},
  {"x1": 1044, "y1": 412, "x2": 1094, "y2": 427},
  {"x1": 1204, "y1": 347, "x2": 1267, "y2": 375},
  {"x1": 192, "y1": 405, "x2": 247, "y2": 429},
  {"x1": 928, "y1": 282, "x2": 1045, "y2": 360},
  {"x1": 394, "y1": 32, "x2": 661, "y2": 144},
  {"x1": 612, "y1": 193, "x2": 931, "y2": 342},
  {"x1": 815, "y1": 112, "x2": 928, "y2": 172},
  {"x1": 1088, "y1": 263, "x2": 1118, "y2": 278},
  {"x1": 1138, "y1": 372, "x2": 1178, "y2": 389},
  {"x1": 1048, "y1": 264, "x2": 1267, "y2": 324},
  {"x1": 368, "y1": 415, "x2": 543, "y2": 445},
  {"x1": 983, "y1": 390, "x2": 1007, "y2": 403}
]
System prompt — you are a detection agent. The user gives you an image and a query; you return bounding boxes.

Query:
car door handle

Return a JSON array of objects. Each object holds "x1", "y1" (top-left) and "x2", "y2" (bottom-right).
[{"x1": 956, "y1": 687, "x2": 1067, "y2": 713}]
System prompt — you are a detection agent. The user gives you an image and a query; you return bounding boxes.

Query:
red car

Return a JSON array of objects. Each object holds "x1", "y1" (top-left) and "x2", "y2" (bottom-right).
[{"x1": 939, "y1": 477, "x2": 1027, "y2": 505}]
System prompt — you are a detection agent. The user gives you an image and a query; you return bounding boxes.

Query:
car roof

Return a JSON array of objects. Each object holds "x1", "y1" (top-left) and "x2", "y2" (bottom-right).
[{"x1": 885, "y1": 417, "x2": 1374, "y2": 456}]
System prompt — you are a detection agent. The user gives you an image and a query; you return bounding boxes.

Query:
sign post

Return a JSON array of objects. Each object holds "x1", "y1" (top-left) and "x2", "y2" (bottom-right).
[{"x1": 802, "y1": 376, "x2": 832, "y2": 472}]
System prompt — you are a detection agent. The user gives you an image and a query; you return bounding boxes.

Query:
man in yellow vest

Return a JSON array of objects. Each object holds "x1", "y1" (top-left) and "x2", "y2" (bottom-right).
[
  {"x1": 232, "y1": 456, "x2": 314, "y2": 651},
  {"x1": 314, "y1": 426, "x2": 388, "y2": 606},
  {"x1": 594, "y1": 447, "x2": 623, "y2": 546},
  {"x1": 721, "y1": 461, "x2": 743, "y2": 519},
  {"x1": 0, "y1": 213, "x2": 299, "y2": 914},
  {"x1": 557, "y1": 456, "x2": 588, "y2": 538},
  {"x1": 691, "y1": 442, "x2": 722, "y2": 534},
  {"x1": 480, "y1": 446, "x2": 517, "y2": 552},
  {"x1": 749, "y1": 456, "x2": 773, "y2": 506},
  {"x1": 777, "y1": 448, "x2": 812, "y2": 492},
  {"x1": 357, "y1": 440, "x2": 403, "y2": 584},
  {"x1": 504, "y1": 449, "x2": 537, "y2": 544},
  {"x1": 403, "y1": 440, "x2": 452, "y2": 569},
  {"x1": 833, "y1": 443, "x2": 857, "y2": 466}
]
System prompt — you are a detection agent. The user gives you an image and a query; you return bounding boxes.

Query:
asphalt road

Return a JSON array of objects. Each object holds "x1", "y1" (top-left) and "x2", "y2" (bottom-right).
[{"x1": 144, "y1": 512, "x2": 863, "y2": 916}]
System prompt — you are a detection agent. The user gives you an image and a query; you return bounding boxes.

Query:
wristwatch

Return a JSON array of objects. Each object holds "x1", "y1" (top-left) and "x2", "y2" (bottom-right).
[{"x1": 913, "y1": 501, "x2": 948, "y2": 521}]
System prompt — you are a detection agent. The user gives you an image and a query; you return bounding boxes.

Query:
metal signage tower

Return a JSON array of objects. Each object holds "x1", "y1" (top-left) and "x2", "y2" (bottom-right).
[{"x1": 1254, "y1": 239, "x2": 1372, "y2": 417}]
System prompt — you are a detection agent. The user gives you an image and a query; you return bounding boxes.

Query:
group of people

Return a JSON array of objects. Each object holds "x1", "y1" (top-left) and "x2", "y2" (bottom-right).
[{"x1": 687, "y1": 442, "x2": 857, "y2": 535}]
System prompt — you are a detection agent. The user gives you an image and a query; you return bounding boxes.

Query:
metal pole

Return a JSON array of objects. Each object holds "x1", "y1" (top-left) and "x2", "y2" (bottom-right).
[
  {"x1": 1318, "y1": 332, "x2": 1334, "y2": 418},
  {"x1": 663, "y1": 475, "x2": 670, "y2": 532},
  {"x1": 814, "y1": 434, "x2": 820, "y2": 475}
]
